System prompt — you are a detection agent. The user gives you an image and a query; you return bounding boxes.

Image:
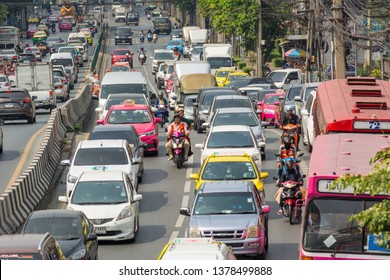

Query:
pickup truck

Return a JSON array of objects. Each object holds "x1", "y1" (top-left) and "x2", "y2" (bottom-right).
[
  {"x1": 15, "y1": 62, "x2": 56, "y2": 112},
  {"x1": 267, "y1": 69, "x2": 303, "y2": 90}
]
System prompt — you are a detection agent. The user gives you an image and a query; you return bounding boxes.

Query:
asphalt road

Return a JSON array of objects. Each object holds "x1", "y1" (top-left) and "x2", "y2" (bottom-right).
[
  {"x1": 0, "y1": 8, "x2": 99, "y2": 194},
  {"x1": 42, "y1": 5, "x2": 313, "y2": 260}
]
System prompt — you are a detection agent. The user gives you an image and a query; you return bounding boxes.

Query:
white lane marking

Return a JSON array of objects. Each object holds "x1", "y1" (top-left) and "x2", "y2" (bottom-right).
[
  {"x1": 184, "y1": 181, "x2": 191, "y2": 193},
  {"x1": 182, "y1": 195, "x2": 189, "y2": 207},
  {"x1": 188, "y1": 155, "x2": 194, "y2": 164},
  {"x1": 169, "y1": 230, "x2": 179, "y2": 242},
  {"x1": 143, "y1": 64, "x2": 156, "y2": 94},
  {"x1": 186, "y1": 167, "x2": 193, "y2": 179},
  {"x1": 175, "y1": 215, "x2": 184, "y2": 228}
]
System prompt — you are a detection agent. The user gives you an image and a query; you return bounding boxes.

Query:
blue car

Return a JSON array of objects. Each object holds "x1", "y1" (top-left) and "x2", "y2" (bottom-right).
[{"x1": 166, "y1": 39, "x2": 184, "y2": 54}]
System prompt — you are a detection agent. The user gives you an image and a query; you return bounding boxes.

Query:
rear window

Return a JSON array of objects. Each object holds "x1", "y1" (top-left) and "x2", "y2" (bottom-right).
[
  {"x1": 0, "y1": 91, "x2": 26, "y2": 98},
  {"x1": 116, "y1": 28, "x2": 132, "y2": 35},
  {"x1": 89, "y1": 130, "x2": 137, "y2": 145},
  {"x1": 0, "y1": 77, "x2": 7, "y2": 82},
  {"x1": 100, "y1": 84, "x2": 147, "y2": 99},
  {"x1": 105, "y1": 96, "x2": 146, "y2": 110},
  {"x1": 51, "y1": 58, "x2": 73, "y2": 67},
  {"x1": 213, "y1": 99, "x2": 251, "y2": 113},
  {"x1": 154, "y1": 18, "x2": 169, "y2": 23},
  {"x1": 70, "y1": 36, "x2": 86, "y2": 43},
  {"x1": 74, "y1": 147, "x2": 128, "y2": 165}
]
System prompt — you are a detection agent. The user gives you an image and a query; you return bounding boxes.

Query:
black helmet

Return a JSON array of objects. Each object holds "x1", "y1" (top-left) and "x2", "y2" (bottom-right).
[
  {"x1": 158, "y1": 91, "x2": 164, "y2": 97},
  {"x1": 283, "y1": 136, "x2": 292, "y2": 149},
  {"x1": 285, "y1": 158, "x2": 294, "y2": 170}
]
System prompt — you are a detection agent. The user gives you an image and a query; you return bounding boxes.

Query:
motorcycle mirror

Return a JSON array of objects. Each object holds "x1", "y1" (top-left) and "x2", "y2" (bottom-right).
[
  {"x1": 274, "y1": 153, "x2": 280, "y2": 157},
  {"x1": 272, "y1": 176, "x2": 278, "y2": 181},
  {"x1": 298, "y1": 152, "x2": 304, "y2": 157},
  {"x1": 302, "y1": 174, "x2": 306, "y2": 179}
]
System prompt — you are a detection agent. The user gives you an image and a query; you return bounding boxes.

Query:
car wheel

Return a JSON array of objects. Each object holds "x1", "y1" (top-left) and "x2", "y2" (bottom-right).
[
  {"x1": 115, "y1": 41, "x2": 117, "y2": 45},
  {"x1": 197, "y1": 123, "x2": 203, "y2": 133},
  {"x1": 138, "y1": 173, "x2": 142, "y2": 183},
  {"x1": 261, "y1": 152, "x2": 266, "y2": 161},
  {"x1": 27, "y1": 115, "x2": 34, "y2": 124},
  {"x1": 193, "y1": 118, "x2": 198, "y2": 131},
  {"x1": 33, "y1": 115, "x2": 36, "y2": 123}
]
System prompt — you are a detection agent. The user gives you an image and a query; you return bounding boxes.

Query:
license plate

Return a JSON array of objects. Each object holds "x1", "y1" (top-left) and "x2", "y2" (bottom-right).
[
  {"x1": 122, "y1": 40, "x2": 126, "y2": 42},
  {"x1": 95, "y1": 227, "x2": 106, "y2": 234},
  {"x1": 4, "y1": 103, "x2": 13, "y2": 108}
]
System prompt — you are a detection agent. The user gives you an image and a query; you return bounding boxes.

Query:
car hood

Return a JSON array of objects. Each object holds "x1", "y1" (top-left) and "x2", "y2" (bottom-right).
[
  {"x1": 204, "y1": 147, "x2": 258, "y2": 157},
  {"x1": 57, "y1": 239, "x2": 83, "y2": 259},
  {"x1": 69, "y1": 203, "x2": 128, "y2": 220},
  {"x1": 69, "y1": 165, "x2": 131, "y2": 178},
  {"x1": 130, "y1": 122, "x2": 155, "y2": 134},
  {"x1": 190, "y1": 214, "x2": 258, "y2": 230}
]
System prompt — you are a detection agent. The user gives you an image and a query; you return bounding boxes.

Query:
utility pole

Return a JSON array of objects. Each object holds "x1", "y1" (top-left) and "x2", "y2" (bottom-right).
[
  {"x1": 305, "y1": 0, "x2": 314, "y2": 83},
  {"x1": 315, "y1": 0, "x2": 322, "y2": 81},
  {"x1": 367, "y1": 7, "x2": 372, "y2": 72},
  {"x1": 333, "y1": 0, "x2": 345, "y2": 79},
  {"x1": 257, "y1": 0, "x2": 263, "y2": 77}
]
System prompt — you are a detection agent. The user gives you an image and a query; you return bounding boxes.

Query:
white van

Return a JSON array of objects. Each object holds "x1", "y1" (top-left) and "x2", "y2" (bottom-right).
[
  {"x1": 68, "y1": 32, "x2": 88, "y2": 50},
  {"x1": 50, "y1": 52, "x2": 78, "y2": 86},
  {"x1": 98, "y1": 72, "x2": 152, "y2": 109}
]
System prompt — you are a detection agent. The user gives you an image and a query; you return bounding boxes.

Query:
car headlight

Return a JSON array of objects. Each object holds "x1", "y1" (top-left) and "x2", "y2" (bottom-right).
[
  {"x1": 142, "y1": 130, "x2": 156, "y2": 137},
  {"x1": 189, "y1": 227, "x2": 201, "y2": 238},
  {"x1": 117, "y1": 206, "x2": 131, "y2": 221},
  {"x1": 263, "y1": 109, "x2": 274, "y2": 114},
  {"x1": 68, "y1": 249, "x2": 86, "y2": 260},
  {"x1": 246, "y1": 225, "x2": 260, "y2": 238},
  {"x1": 68, "y1": 174, "x2": 78, "y2": 183}
]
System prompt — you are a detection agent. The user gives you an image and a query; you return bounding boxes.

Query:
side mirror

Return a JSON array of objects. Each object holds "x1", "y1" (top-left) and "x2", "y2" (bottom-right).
[
  {"x1": 278, "y1": 96, "x2": 285, "y2": 100},
  {"x1": 151, "y1": 107, "x2": 157, "y2": 113},
  {"x1": 257, "y1": 101, "x2": 263, "y2": 106},
  {"x1": 273, "y1": 101, "x2": 279, "y2": 106},
  {"x1": 58, "y1": 196, "x2": 69, "y2": 203},
  {"x1": 32, "y1": 95, "x2": 38, "y2": 101},
  {"x1": 201, "y1": 123, "x2": 209, "y2": 128},
  {"x1": 96, "y1": 119, "x2": 104, "y2": 125},
  {"x1": 261, "y1": 205, "x2": 271, "y2": 214},
  {"x1": 179, "y1": 207, "x2": 191, "y2": 216},
  {"x1": 285, "y1": 78, "x2": 290, "y2": 84},
  {"x1": 134, "y1": 194, "x2": 143, "y2": 202},
  {"x1": 149, "y1": 93, "x2": 157, "y2": 99},
  {"x1": 61, "y1": 159, "x2": 71, "y2": 166},
  {"x1": 294, "y1": 96, "x2": 302, "y2": 102},
  {"x1": 189, "y1": 174, "x2": 199, "y2": 180},
  {"x1": 260, "y1": 172, "x2": 269, "y2": 179},
  {"x1": 301, "y1": 109, "x2": 309, "y2": 117},
  {"x1": 256, "y1": 109, "x2": 262, "y2": 115},
  {"x1": 171, "y1": 95, "x2": 177, "y2": 100},
  {"x1": 202, "y1": 109, "x2": 209, "y2": 115},
  {"x1": 150, "y1": 56, "x2": 153, "y2": 59},
  {"x1": 298, "y1": 152, "x2": 304, "y2": 157},
  {"x1": 155, "y1": 117, "x2": 161, "y2": 123}
]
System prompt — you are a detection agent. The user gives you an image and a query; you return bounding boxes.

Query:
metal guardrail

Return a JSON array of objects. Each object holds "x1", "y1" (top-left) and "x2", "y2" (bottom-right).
[{"x1": 89, "y1": 24, "x2": 106, "y2": 73}]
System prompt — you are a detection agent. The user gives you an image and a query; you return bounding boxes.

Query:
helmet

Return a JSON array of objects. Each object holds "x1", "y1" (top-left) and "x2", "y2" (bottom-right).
[
  {"x1": 285, "y1": 158, "x2": 294, "y2": 170},
  {"x1": 140, "y1": 46, "x2": 144, "y2": 50},
  {"x1": 283, "y1": 136, "x2": 292, "y2": 149},
  {"x1": 240, "y1": 90, "x2": 247, "y2": 96},
  {"x1": 126, "y1": 53, "x2": 130, "y2": 56},
  {"x1": 285, "y1": 105, "x2": 294, "y2": 112},
  {"x1": 158, "y1": 91, "x2": 163, "y2": 97},
  {"x1": 173, "y1": 113, "x2": 181, "y2": 119}
]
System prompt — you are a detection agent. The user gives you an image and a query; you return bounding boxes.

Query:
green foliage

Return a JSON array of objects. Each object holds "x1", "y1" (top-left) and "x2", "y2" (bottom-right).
[
  {"x1": 0, "y1": 5, "x2": 7, "y2": 20},
  {"x1": 370, "y1": 68, "x2": 381, "y2": 78},
  {"x1": 171, "y1": 0, "x2": 193, "y2": 13},
  {"x1": 272, "y1": 57, "x2": 283, "y2": 67},
  {"x1": 268, "y1": 51, "x2": 281, "y2": 62},
  {"x1": 330, "y1": 147, "x2": 390, "y2": 250},
  {"x1": 242, "y1": 66, "x2": 254, "y2": 74},
  {"x1": 73, "y1": 122, "x2": 81, "y2": 132},
  {"x1": 358, "y1": 66, "x2": 371, "y2": 77},
  {"x1": 233, "y1": 56, "x2": 241, "y2": 63},
  {"x1": 237, "y1": 61, "x2": 247, "y2": 70}
]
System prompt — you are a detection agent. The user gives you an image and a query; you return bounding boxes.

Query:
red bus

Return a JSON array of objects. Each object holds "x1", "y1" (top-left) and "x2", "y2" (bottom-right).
[
  {"x1": 300, "y1": 133, "x2": 390, "y2": 260},
  {"x1": 314, "y1": 77, "x2": 390, "y2": 136}
]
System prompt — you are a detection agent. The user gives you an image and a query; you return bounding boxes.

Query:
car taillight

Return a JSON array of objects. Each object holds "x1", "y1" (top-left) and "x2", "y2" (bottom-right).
[
  {"x1": 58, "y1": 84, "x2": 63, "y2": 89},
  {"x1": 78, "y1": 55, "x2": 81, "y2": 59},
  {"x1": 49, "y1": 90, "x2": 53, "y2": 99},
  {"x1": 12, "y1": 56, "x2": 17, "y2": 59},
  {"x1": 62, "y1": 78, "x2": 67, "y2": 83},
  {"x1": 4, "y1": 82, "x2": 9, "y2": 87},
  {"x1": 24, "y1": 97, "x2": 31, "y2": 103}
]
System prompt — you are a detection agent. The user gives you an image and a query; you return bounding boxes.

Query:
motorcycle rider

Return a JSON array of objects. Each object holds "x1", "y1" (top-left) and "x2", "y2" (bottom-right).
[
  {"x1": 281, "y1": 105, "x2": 301, "y2": 150},
  {"x1": 147, "y1": 29, "x2": 153, "y2": 42},
  {"x1": 24, "y1": 42, "x2": 30, "y2": 50},
  {"x1": 165, "y1": 113, "x2": 190, "y2": 161},
  {"x1": 138, "y1": 47, "x2": 146, "y2": 63},
  {"x1": 124, "y1": 52, "x2": 133, "y2": 69},
  {"x1": 276, "y1": 157, "x2": 303, "y2": 215},
  {"x1": 173, "y1": 46, "x2": 180, "y2": 60},
  {"x1": 154, "y1": 91, "x2": 168, "y2": 120},
  {"x1": 51, "y1": 22, "x2": 56, "y2": 33},
  {"x1": 139, "y1": 30, "x2": 145, "y2": 43}
]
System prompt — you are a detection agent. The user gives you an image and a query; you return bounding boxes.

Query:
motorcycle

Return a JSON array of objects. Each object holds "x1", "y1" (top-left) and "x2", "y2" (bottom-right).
[
  {"x1": 281, "y1": 124, "x2": 299, "y2": 149},
  {"x1": 274, "y1": 178, "x2": 305, "y2": 225},
  {"x1": 153, "y1": 33, "x2": 158, "y2": 43},
  {"x1": 169, "y1": 131, "x2": 186, "y2": 169},
  {"x1": 147, "y1": 33, "x2": 152, "y2": 43},
  {"x1": 139, "y1": 52, "x2": 146, "y2": 65},
  {"x1": 140, "y1": 34, "x2": 145, "y2": 43},
  {"x1": 51, "y1": 25, "x2": 56, "y2": 34},
  {"x1": 156, "y1": 104, "x2": 168, "y2": 128}
]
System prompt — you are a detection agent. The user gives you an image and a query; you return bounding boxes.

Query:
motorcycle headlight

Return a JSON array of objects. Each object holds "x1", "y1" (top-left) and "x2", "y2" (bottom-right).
[
  {"x1": 189, "y1": 228, "x2": 201, "y2": 238},
  {"x1": 142, "y1": 130, "x2": 156, "y2": 137},
  {"x1": 68, "y1": 249, "x2": 86, "y2": 260},
  {"x1": 68, "y1": 174, "x2": 78, "y2": 183},
  {"x1": 263, "y1": 109, "x2": 274, "y2": 114},
  {"x1": 117, "y1": 206, "x2": 131, "y2": 221},
  {"x1": 246, "y1": 225, "x2": 260, "y2": 238}
]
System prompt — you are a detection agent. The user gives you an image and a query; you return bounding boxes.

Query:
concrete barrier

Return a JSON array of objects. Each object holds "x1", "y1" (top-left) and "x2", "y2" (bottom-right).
[{"x1": 0, "y1": 84, "x2": 92, "y2": 234}]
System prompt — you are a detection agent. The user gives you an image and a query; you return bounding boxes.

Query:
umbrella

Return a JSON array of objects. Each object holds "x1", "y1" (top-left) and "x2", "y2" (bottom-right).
[{"x1": 284, "y1": 48, "x2": 306, "y2": 58}]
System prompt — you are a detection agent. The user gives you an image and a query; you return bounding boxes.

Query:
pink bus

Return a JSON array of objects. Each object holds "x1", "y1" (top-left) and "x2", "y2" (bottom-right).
[{"x1": 300, "y1": 133, "x2": 390, "y2": 260}]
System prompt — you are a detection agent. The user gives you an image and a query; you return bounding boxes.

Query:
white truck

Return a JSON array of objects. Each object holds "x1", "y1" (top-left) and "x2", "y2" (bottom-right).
[
  {"x1": 267, "y1": 69, "x2": 304, "y2": 90},
  {"x1": 15, "y1": 63, "x2": 56, "y2": 112},
  {"x1": 182, "y1": 26, "x2": 200, "y2": 58},
  {"x1": 202, "y1": 44, "x2": 233, "y2": 74},
  {"x1": 189, "y1": 29, "x2": 208, "y2": 47}
]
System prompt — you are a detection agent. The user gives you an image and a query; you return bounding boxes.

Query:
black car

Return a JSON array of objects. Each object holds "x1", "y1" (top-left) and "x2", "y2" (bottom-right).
[
  {"x1": 18, "y1": 53, "x2": 36, "y2": 63},
  {"x1": 0, "y1": 88, "x2": 36, "y2": 124},
  {"x1": 45, "y1": 36, "x2": 63, "y2": 49},
  {"x1": 21, "y1": 210, "x2": 98, "y2": 260},
  {"x1": 126, "y1": 11, "x2": 139, "y2": 26},
  {"x1": 193, "y1": 87, "x2": 238, "y2": 133},
  {"x1": 115, "y1": 26, "x2": 133, "y2": 45},
  {"x1": 88, "y1": 125, "x2": 145, "y2": 181},
  {"x1": 227, "y1": 77, "x2": 275, "y2": 90},
  {"x1": 50, "y1": 42, "x2": 67, "y2": 55}
]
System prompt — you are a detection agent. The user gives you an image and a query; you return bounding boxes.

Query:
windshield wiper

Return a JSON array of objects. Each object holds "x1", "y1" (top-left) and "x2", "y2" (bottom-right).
[
  {"x1": 235, "y1": 211, "x2": 256, "y2": 214},
  {"x1": 331, "y1": 221, "x2": 362, "y2": 257}
]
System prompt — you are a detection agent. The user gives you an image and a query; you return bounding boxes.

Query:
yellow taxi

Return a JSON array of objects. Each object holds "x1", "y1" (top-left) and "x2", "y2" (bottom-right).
[
  {"x1": 224, "y1": 71, "x2": 250, "y2": 86},
  {"x1": 27, "y1": 14, "x2": 40, "y2": 23},
  {"x1": 214, "y1": 67, "x2": 235, "y2": 87},
  {"x1": 37, "y1": 24, "x2": 49, "y2": 36},
  {"x1": 189, "y1": 153, "x2": 268, "y2": 195},
  {"x1": 158, "y1": 238, "x2": 236, "y2": 260},
  {"x1": 80, "y1": 28, "x2": 93, "y2": 45},
  {"x1": 32, "y1": 31, "x2": 47, "y2": 44}
]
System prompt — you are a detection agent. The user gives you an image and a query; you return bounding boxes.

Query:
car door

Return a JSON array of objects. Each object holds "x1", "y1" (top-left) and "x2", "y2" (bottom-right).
[
  {"x1": 80, "y1": 212, "x2": 97, "y2": 260},
  {"x1": 306, "y1": 93, "x2": 316, "y2": 147},
  {"x1": 126, "y1": 176, "x2": 139, "y2": 217},
  {"x1": 126, "y1": 144, "x2": 139, "y2": 187},
  {"x1": 301, "y1": 93, "x2": 313, "y2": 144}
]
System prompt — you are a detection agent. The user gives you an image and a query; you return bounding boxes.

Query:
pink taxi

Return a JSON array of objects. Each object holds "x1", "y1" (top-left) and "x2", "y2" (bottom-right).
[
  {"x1": 59, "y1": 17, "x2": 73, "y2": 32},
  {"x1": 257, "y1": 92, "x2": 284, "y2": 128},
  {"x1": 96, "y1": 102, "x2": 161, "y2": 154}
]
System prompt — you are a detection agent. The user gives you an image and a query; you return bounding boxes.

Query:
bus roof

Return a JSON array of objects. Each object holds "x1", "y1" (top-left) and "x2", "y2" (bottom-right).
[
  {"x1": 317, "y1": 78, "x2": 390, "y2": 133},
  {"x1": 309, "y1": 133, "x2": 389, "y2": 177}
]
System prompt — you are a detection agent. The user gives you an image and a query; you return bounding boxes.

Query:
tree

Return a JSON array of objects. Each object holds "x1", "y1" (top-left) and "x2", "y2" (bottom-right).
[
  {"x1": 0, "y1": 5, "x2": 7, "y2": 22},
  {"x1": 331, "y1": 147, "x2": 390, "y2": 250}
]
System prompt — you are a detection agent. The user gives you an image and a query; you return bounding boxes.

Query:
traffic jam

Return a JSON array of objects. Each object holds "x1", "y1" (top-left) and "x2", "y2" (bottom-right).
[{"x1": 0, "y1": 0, "x2": 389, "y2": 261}]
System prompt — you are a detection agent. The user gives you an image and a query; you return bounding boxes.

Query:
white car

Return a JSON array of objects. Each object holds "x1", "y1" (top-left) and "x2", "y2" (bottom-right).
[
  {"x1": 0, "y1": 75, "x2": 10, "y2": 89},
  {"x1": 115, "y1": 9, "x2": 127, "y2": 23},
  {"x1": 300, "y1": 89, "x2": 316, "y2": 152},
  {"x1": 61, "y1": 139, "x2": 142, "y2": 197},
  {"x1": 151, "y1": 49, "x2": 175, "y2": 74},
  {"x1": 112, "y1": 2, "x2": 122, "y2": 16},
  {"x1": 58, "y1": 171, "x2": 142, "y2": 241},
  {"x1": 67, "y1": 40, "x2": 88, "y2": 62},
  {"x1": 53, "y1": 76, "x2": 69, "y2": 102},
  {"x1": 26, "y1": 47, "x2": 42, "y2": 62},
  {"x1": 155, "y1": 63, "x2": 166, "y2": 89},
  {"x1": 195, "y1": 125, "x2": 263, "y2": 167}
]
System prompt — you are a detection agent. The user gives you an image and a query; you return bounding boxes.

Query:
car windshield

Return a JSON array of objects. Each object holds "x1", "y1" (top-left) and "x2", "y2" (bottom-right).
[
  {"x1": 107, "y1": 109, "x2": 151, "y2": 124},
  {"x1": 268, "y1": 72, "x2": 287, "y2": 83},
  {"x1": 169, "y1": 40, "x2": 182, "y2": 46},
  {"x1": 23, "y1": 217, "x2": 80, "y2": 240},
  {"x1": 0, "y1": 91, "x2": 25, "y2": 98},
  {"x1": 100, "y1": 84, "x2": 147, "y2": 99},
  {"x1": 114, "y1": 50, "x2": 128, "y2": 55},
  {"x1": 265, "y1": 95, "x2": 280, "y2": 105},
  {"x1": 110, "y1": 65, "x2": 130, "y2": 72},
  {"x1": 154, "y1": 52, "x2": 174, "y2": 60},
  {"x1": 212, "y1": 99, "x2": 251, "y2": 113},
  {"x1": 228, "y1": 74, "x2": 247, "y2": 81},
  {"x1": 74, "y1": 148, "x2": 128, "y2": 165},
  {"x1": 184, "y1": 96, "x2": 196, "y2": 107},
  {"x1": 1, "y1": 50, "x2": 15, "y2": 54},
  {"x1": 171, "y1": 29, "x2": 182, "y2": 36},
  {"x1": 286, "y1": 86, "x2": 302, "y2": 101},
  {"x1": 302, "y1": 199, "x2": 382, "y2": 253},
  {"x1": 193, "y1": 192, "x2": 257, "y2": 215},
  {"x1": 192, "y1": 47, "x2": 203, "y2": 54},
  {"x1": 207, "y1": 57, "x2": 232, "y2": 69},
  {"x1": 46, "y1": 37, "x2": 60, "y2": 42},
  {"x1": 213, "y1": 112, "x2": 258, "y2": 127},
  {"x1": 228, "y1": 78, "x2": 250, "y2": 88},
  {"x1": 116, "y1": 28, "x2": 131, "y2": 35},
  {"x1": 0, "y1": 77, "x2": 7, "y2": 82},
  {"x1": 19, "y1": 54, "x2": 34, "y2": 60},
  {"x1": 154, "y1": 18, "x2": 168, "y2": 23},
  {"x1": 105, "y1": 96, "x2": 146, "y2": 110},
  {"x1": 216, "y1": 71, "x2": 231, "y2": 78},
  {"x1": 202, "y1": 161, "x2": 257, "y2": 180},
  {"x1": 89, "y1": 130, "x2": 137, "y2": 145},
  {"x1": 207, "y1": 131, "x2": 254, "y2": 148},
  {"x1": 202, "y1": 92, "x2": 230, "y2": 107},
  {"x1": 71, "y1": 181, "x2": 128, "y2": 205}
]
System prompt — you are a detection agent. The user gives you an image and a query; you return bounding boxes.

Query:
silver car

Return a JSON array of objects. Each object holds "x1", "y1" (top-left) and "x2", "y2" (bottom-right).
[
  {"x1": 0, "y1": 126, "x2": 3, "y2": 153},
  {"x1": 180, "y1": 181, "x2": 270, "y2": 259},
  {"x1": 0, "y1": 75, "x2": 10, "y2": 89}
]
